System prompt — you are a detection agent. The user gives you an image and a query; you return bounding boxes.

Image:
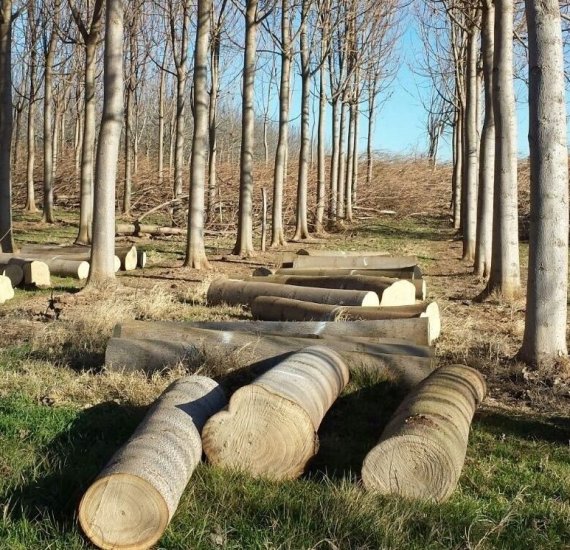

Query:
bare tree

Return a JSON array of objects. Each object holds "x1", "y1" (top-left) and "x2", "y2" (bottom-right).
[
  {"x1": 88, "y1": 0, "x2": 124, "y2": 284},
  {"x1": 519, "y1": 0, "x2": 568, "y2": 363},
  {"x1": 185, "y1": 0, "x2": 211, "y2": 268},
  {"x1": 0, "y1": 0, "x2": 15, "y2": 252}
]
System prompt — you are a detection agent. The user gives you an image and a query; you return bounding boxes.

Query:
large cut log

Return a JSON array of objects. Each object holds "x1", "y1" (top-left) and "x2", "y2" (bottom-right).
[
  {"x1": 9, "y1": 248, "x2": 121, "y2": 273},
  {"x1": 251, "y1": 296, "x2": 441, "y2": 343},
  {"x1": 44, "y1": 258, "x2": 90, "y2": 280},
  {"x1": 0, "y1": 263, "x2": 24, "y2": 287},
  {"x1": 0, "y1": 275, "x2": 14, "y2": 303},
  {"x1": 202, "y1": 346, "x2": 349, "y2": 479},
  {"x1": 113, "y1": 319, "x2": 432, "y2": 347},
  {"x1": 0, "y1": 256, "x2": 51, "y2": 288},
  {"x1": 78, "y1": 376, "x2": 226, "y2": 550},
  {"x1": 105, "y1": 335, "x2": 434, "y2": 387},
  {"x1": 115, "y1": 245, "x2": 138, "y2": 271},
  {"x1": 206, "y1": 278, "x2": 379, "y2": 307},
  {"x1": 361, "y1": 364, "x2": 486, "y2": 502},
  {"x1": 291, "y1": 255, "x2": 418, "y2": 270},
  {"x1": 245, "y1": 275, "x2": 416, "y2": 306},
  {"x1": 296, "y1": 249, "x2": 389, "y2": 256},
  {"x1": 268, "y1": 265, "x2": 424, "y2": 280}
]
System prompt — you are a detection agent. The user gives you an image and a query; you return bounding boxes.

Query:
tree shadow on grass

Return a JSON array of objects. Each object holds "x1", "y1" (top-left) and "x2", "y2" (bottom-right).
[{"x1": 6, "y1": 401, "x2": 146, "y2": 529}]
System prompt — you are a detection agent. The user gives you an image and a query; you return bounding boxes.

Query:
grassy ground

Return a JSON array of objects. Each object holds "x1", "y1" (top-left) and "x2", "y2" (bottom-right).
[{"x1": 1, "y1": 203, "x2": 569, "y2": 549}]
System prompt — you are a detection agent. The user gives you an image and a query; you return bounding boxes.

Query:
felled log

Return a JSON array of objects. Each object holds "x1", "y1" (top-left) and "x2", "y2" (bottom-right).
[
  {"x1": 115, "y1": 245, "x2": 138, "y2": 271},
  {"x1": 0, "y1": 275, "x2": 14, "y2": 303},
  {"x1": 296, "y1": 249, "x2": 389, "y2": 256},
  {"x1": 137, "y1": 249, "x2": 147, "y2": 268},
  {"x1": 116, "y1": 223, "x2": 187, "y2": 236},
  {"x1": 202, "y1": 346, "x2": 349, "y2": 479},
  {"x1": 105, "y1": 334, "x2": 434, "y2": 387},
  {"x1": 0, "y1": 263, "x2": 24, "y2": 287},
  {"x1": 44, "y1": 258, "x2": 90, "y2": 280},
  {"x1": 79, "y1": 376, "x2": 226, "y2": 550},
  {"x1": 361, "y1": 364, "x2": 486, "y2": 502},
  {"x1": 250, "y1": 297, "x2": 438, "y2": 344},
  {"x1": 12, "y1": 248, "x2": 122, "y2": 273},
  {"x1": 0, "y1": 256, "x2": 51, "y2": 287},
  {"x1": 206, "y1": 278, "x2": 379, "y2": 307},
  {"x1": 113, "y1": 319, "x2": 432, "y2": 347},
  {"x1": 291, "y1": 255, "x2": 418, "y2": 270},
  {"x1": 270, "y1": 265, "x2": 424, "y2": 280},
  {"x1": 246, "y1": 275, "x2": 415, "y2": 306}
]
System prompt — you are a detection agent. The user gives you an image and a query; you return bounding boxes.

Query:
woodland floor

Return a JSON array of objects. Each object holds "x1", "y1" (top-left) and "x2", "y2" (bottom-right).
[{"x1": 0, "y1": 170, "x2": 569, "y2": 548}]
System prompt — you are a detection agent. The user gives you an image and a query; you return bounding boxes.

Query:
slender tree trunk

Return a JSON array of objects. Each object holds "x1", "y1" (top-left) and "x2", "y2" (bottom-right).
[
  {"x1": 485, "y1": 0, "x2": 520, "y2": 298},
  {"x1": 519, "y1": 0, "x2": 568, "y2": 364},
  {"x1": 352, "y1": 98, "x2": 359, "y2": 205},
  {"x1": 76, "y1": 40, "x2": 99, "y2": 244},
  {"x1": 174, "y1": 67, "x2": 186, "y2": 199},
  {"x1": 206, "y1": 27, "x2": 220, "y2": 223},
  {"x1": 0, "y1": 0, "x2": 14, "y2": 252},
  {"x1": 232, "y1": 0, "x2": 258, "y2": 256},
  {"x1": 328, "y1": 97, "x2": 339, "y2": 221},
  {"x1": 337, "y1": 99, "x2": 347, "y2": 220},
  {"x1": 293, "y1": 0, "x2": 311, "y2": 241},
  {"x1": 184, "y1": 0, "x2": 211, "y2": 269},
  {"x1": 462, "y1": 22, "x2": 480, "y2": 261},
  {"x1": 474, "y1": 0, "x2": 495, "y2": 278},
  {"x1": 158, "y1": 56, "x2": 166, "y2": 187},
  {"x1": 344, "y1": 100, "x2": 356, "y2": 223},
  {"x1": 88, "y1": 0, "x2": 124, "y2": 285},
  {"x1": 452, "y1": 106, "x2": 463, "y2": 229},
  {"x1": 25, "y1": 10, "x2": 38, "y2": 213},
  {"x1": 366, "y1": 91, "x2": 375, "y2": 187},
  {"x1": 270, "y1": 0, "x2": 291, "y2": 247},
  {"x1": 315, "y1": 54, "x2": 326, "y2": 235}
]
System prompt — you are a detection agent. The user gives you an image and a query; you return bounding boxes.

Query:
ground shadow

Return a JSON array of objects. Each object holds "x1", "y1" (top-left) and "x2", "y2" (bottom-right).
[{"x1": 5, "y1": 401, "x2": 146, "y2": 528}]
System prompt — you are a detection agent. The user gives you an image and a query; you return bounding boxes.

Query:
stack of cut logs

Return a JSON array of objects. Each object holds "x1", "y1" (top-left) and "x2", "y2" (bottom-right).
[
  {"x1": 87, "y1": 249, "x2": 485, "y2": 550},
  {"x1": 0, "y1": 244, "x2": 146, "y2": 304}
]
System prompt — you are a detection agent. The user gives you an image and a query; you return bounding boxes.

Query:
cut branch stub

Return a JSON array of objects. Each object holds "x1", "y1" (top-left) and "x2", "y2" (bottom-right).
[
  {"x1": 202, "y1": 346, "x2": 349, "y2": 479},
  {"x1": 78, "y1": 376, "x2": 226, "y2": 550},
  {"x1": 361, "y1": 364, "x2": 486, "y2": 502}
]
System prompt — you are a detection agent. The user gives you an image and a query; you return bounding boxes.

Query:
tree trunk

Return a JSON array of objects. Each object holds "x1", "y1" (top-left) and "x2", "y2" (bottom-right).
[
  {"x1": 123, "y1": 20, "x2": 136, "y2": 215},
  {"x1": 0, "y1": 0, "x2": 14, "y2": 253},
  {"x1": 462, "y1": 23, "x2": 480, "y2": 261},
  {"x1": 158, "y1": 54, "x2": 166, "y2": 187},
  {"x1": 270, "y1": 0, "x2": 291, "y2": 247},
  {"x1": 452, "y1": 107, "x2": 463, "y2": 230},
  {"x1": 25, "y1": 5, "x2": 38, "y2": 213},
  {"x1": 88, "y1": 0, "x2": 124, "y2": 285},
  {"x1": 474, "y1": 0, "x2": 495, "y2": 278},
  {"x1": 293, "y1": 0, "x2": 311, "y2": 241},
  {"x1": 344, "y1": 100, "x2": 356, "y2": 222},
  {"x1": 174, "y1": 67, "x2": 186, "y2": 200},
  {"x1": 519, "y1": 0, "x2": 568, "y2": 364},
  {"x1": 315, "y1": 51, "x2": 327, "y2": 235},
  {"x1": 485, "y1": 0, "x2": 520, "y2": 298},
  {"x1": 362, "y1": 364, "x2": 486, "y2": 502},
  {"x1": 202, "y1": 346, "x2": 349, "y2": 480},
  {"x1": 185, "y1": 0, "x2": 211, "y2": 269},
  {"x1": 328, "y1": 97, "x2": 339, "y2": 220},
  {"x1": 232, "y1": 0, "x2": 258, "y2": 257},
  {"x1": 206, "y1": 26, "x2": 220, "y2": 222},
  {"x1": 79, "y1": 376, "x2": 226, "y2": 550},
  {"x1": 336, "y1": 99, "x2": 347, "y2": 220}
]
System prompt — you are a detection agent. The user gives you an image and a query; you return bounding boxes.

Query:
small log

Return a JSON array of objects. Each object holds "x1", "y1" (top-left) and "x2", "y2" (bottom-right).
[
  {"x1": 3, "y1": 257, "x2": 51, "y2": 287},
  {"x1": 291, "y1": 255, "x2": 418, "y2": 270},
  {"x1": 45, "y1": 258, "x2": 90, "y2": 280},
  {"x1": 115, "y1": 223, "x2": 187, "y2": 236},
  {"x1": 273, "y1": 266, "x2": 424, "y2": 280},
  {"x1": 361, "y1": 364, "x2": 486, "y2": 502},
  {"x1": 0, "y1": 274, "x2": 14, "y2": 303},
  {"x1": 206, "y1": 278, "x2": 380, "y2": 307},
  {"x1": 0, "y1": 262, "x2": 24, "y2": 287},
  {"x1": 295, "y1": 249, "x2": 388, "y2": 256},
  {"x1": 116, "y1": 245, "x2": 138, "y2": 271},
  {"x1": 105, "y1": 335, "x2": 434, "y2": 386},
  {"x1": 79, "y1": 375, "x2": 226, "y2": 550},
  {"x1": 114, "y1": 319, "x2": 433, "y2": 347},
  {"x1": 202, "y1": 346, "x2": 349, "y2": 479},
  {"x1": 246, "y1": 275, "x2": 416, "y2": 306}
]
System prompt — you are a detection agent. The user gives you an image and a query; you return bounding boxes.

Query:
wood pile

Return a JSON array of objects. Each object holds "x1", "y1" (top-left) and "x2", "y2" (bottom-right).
[{"x1": 89, "y1": 248, "x2": 483, "y2": 546}]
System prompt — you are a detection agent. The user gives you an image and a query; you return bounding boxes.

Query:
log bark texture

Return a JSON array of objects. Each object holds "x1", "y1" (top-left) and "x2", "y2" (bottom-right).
[
  {"x1": 78, "y1": 375, "x2": 226, "y2": 550},
  {"x1": 206, "y1": 278, "x2": 380, "y2": 307},
  {"x1": 361, "y1": 364, "x2": 486, "y2": 502},
  {"x1": 291, "y1": 255, "x2": 417, "y2": 270},
  {"x1": 271, "y1": 266, "x2": 423, "y2": 280},
  {"x1": 202, "y1": 346, "x2": 348, "y2": 479}
]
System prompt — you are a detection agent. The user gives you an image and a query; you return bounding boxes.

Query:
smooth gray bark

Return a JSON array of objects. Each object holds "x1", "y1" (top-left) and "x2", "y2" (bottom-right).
[
  {"x1": 24, "y1": 1, "x2": 38, "y2": 213},
  {"x1": 88, "y1": 0, "x2": 124, "y2": 284},
  {"x1": 520, "y1": 0, "x2": 568, "y2": 363},
  {"x1": 185, "y1": 0, "x2": 211, "y2": 269}
]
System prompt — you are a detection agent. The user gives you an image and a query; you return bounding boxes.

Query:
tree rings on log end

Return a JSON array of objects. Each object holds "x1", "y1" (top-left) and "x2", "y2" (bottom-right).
[{"x1": 78, "y1": 472, "x2": 169, "y2": 550}]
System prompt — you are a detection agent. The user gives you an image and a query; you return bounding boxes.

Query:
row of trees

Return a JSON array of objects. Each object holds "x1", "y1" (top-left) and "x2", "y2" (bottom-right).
[{"x1": 421, "y1": 0, "x2": 568, "y2": 364}]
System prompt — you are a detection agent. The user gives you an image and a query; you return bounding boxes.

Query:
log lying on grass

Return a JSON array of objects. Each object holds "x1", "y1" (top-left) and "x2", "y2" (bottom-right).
[
  {"x1": 206, "y1": 278, "x2": 379, "y2": 307},
  {"x1": 250, "y1": 297, "x2": 440, "y2": 343},
  {"x1": 116, "y1": 223, "x2": 187, "y2": 237},
  {"x1": 137, "y1": 249, "x2": 147, "y2": 268},
  {"x1": 202, "y1": 346, "x2": 349, "y2": 479},
  {"x1": 0, "y1": 263, "x2": 24, "y2": 287},
  {"x1": 361, "y1": 364, "x2": 486, "y2": 502},
  {"x1": 115, "y1": 245, "x2": 138, "y2": 271},
  {"x1": 268, "y1": 265, "x2": 424, "y2": 280},
  {"x1": 11, "y1": 248, "x2": 122, "y2": 273},
  {"x1": 0, "y1": 275, "x2": 14, "y2": 303},
  {"x1": 114, "y1": 319, "x2": 432, "y2": 346},
  {"x1": 291, "y1": 254, "x2": 418, "y2": 270},
  {"x1": 296, "y1": 249, "x2": 389, "y2": 256},
  {"x1": 0, "y1": 256, "x2": 51, "y2": 287},
  {"x1": 44, "y1": 258, "x2": 90, "y2": 279},
  {"x1": 79, "y1": 375, "x2": 226, "y2": 550},
  {"x1": 105, "y1": 334, "x2": 434, "y2": 386},
  {"x1": 246, "y1": 275, "x2": 416, "y2": 306}
]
